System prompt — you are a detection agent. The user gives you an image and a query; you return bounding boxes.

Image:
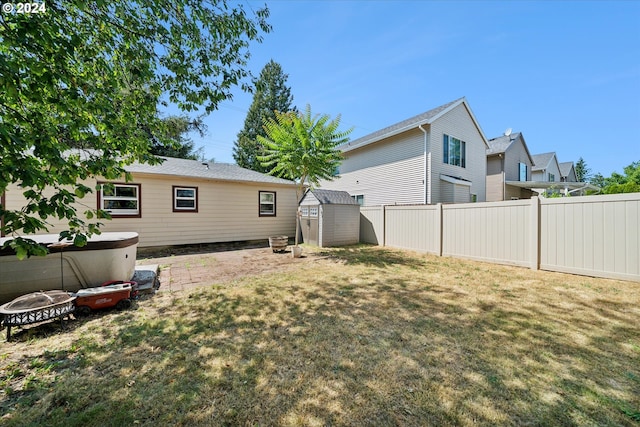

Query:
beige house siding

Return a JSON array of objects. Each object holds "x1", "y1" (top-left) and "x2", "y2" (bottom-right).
[
  {"x1": 429, "y1": 103, "x2": 487, "y2": 203},
  {"x1": 322, "y1": 129, "x2": 425, "y2": 206},
  {"x1": 4, "y1": 173, "x2": 297, "y2": 247},
  {"x1": 486, "y1": 156, "x2": 504, "y2": 202}
]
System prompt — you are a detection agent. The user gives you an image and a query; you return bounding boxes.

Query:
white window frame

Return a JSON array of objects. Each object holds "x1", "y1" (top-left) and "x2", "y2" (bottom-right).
[
  {"x1": 173, "y1": 186, "x2": 197, "y2": 212},
  {"x1": 301, "y1": 206, "x2": 309, "y2": 217},
  {"x1": 351, "y1": 194, "x2": 364, "y2": 206},
  {"x1": 549, "y1": 173, "x2": 555, "y2": 182},
  {"x1": 518, "y1": 162, "x2": 528, "y2": 181},
  {"x1": 443, "y1": 134, "x2": 466, "y2": 168},
  {"x1": 100, "y1": 183, "x2": 140, "y2": 217},
  {"x1": 259, "y1": 191, "x2": 276, "y2": 217}
]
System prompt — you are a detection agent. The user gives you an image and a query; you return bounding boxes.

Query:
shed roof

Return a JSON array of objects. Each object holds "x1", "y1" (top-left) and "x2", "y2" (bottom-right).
[{"x1": 304, "y1": 189, "x2": 359, "y2": 205}]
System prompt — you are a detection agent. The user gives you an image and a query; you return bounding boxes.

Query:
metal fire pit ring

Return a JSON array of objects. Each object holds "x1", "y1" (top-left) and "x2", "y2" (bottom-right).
[{"x1": 0, "y1": 290, "x2": 76, "y2": 341}]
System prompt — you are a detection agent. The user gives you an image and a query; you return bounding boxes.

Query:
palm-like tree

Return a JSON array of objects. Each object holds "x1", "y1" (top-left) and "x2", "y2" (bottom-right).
[{"x1": 258, "y1": 104, "x2": 352, "y2": 247}]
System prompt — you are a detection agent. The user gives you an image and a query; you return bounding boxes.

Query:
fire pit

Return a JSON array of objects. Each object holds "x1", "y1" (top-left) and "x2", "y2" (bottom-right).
[{"x1": 0, "y1": 290, "x2": 76, "y2": 341}]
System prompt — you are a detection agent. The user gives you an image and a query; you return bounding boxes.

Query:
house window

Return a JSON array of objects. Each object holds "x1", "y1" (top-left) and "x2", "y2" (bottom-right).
[
  {"x1": 301, "y1": 207, "x2": 309, "y2": 217},
  {"x1": 309, "y1": 207, "x2": 318, "y2": 217},
  {"x1": 519, "y1": 163, "x2": 528, "y2": 181},
  {"x1": 259, "y1": 191, "x2": 276, "y2": 216},
  {"x1": 99, "y1": 183, "x2": 141, "y2": 217},
  {"x1": 548, "y1": 173, "x2": 555, "y2": 182},
  {"x1": 173, "y1": 186, "x2": 197, "y2": 212},
  {"x1": 443, "y1": 134, "x2": 466, "y2": 168},
  {"x1": 351, "y1": 194, "x2": 364, "y2": 206}
]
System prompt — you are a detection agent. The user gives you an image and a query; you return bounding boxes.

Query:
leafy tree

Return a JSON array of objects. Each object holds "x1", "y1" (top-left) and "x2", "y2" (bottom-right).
[
  {"x1": 0, "y1": 2, "x2": 270, "y2": 258},
  {"x1": 575, "y1": 157, "x2": 591, "y2": 182},
  {"x1": 151, "y1": 116, "x2": 206, "y2": 160},
  {"x1": 258, "y1": 105, "x2": 353, "y2": 246},
  {"x1": 589, "y1": 161, "x2": 640, "y2": 194},
  {"x1": 233, "y1": 60, "x2": 295, "y2": 172},
  {"x1": 600, "y1": 161, "x2": 640, "y2": 194}
]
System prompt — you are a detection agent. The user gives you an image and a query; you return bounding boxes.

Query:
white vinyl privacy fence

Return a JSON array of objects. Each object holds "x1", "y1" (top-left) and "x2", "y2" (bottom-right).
[{"x1": 360, "y1": 193, "x2": 640, "y2": 282}]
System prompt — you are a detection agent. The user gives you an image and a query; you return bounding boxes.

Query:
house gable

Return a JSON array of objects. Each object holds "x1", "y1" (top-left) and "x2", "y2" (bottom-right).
[
  {"x1": 321, "y1": 98, "x2": 487, "y2": 205},
  {"x1": 532, "y1": 152, "x2": 562, "y2": 182},
  {"x1": 559, "y1": 162, "x2": 577, "y2": 182}
]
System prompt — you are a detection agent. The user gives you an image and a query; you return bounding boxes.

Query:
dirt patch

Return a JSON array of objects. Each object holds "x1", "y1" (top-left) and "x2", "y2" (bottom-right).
[{"x1": 137, "y1": 245, "x2": 319, "y2": 293}]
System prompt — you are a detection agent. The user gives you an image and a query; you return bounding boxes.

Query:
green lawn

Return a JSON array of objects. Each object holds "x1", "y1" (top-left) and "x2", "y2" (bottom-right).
[{"x1": 1, "y1": 246, "x2": 639, "y2": 426}]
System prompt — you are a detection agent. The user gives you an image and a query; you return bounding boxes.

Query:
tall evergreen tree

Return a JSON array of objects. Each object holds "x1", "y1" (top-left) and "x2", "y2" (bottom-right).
[
  {"x1": 233, "y1": 60, "x2": 295, "y2": 172},
  {"x1": 151, "y1": 116, "x2": 206, "y2": 160},
  {"x1": 575, "y1": 157, "x2": 591, "y2": 182}
]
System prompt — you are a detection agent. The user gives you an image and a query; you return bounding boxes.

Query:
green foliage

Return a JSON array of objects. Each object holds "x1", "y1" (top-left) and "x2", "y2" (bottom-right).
[
  {"x1": 591, "y1": 161, "x2": 640, "y2": 194},
  {"x1": 0, "y1": 1, "x2": 270, "y2": 256},
  {"x1": 258, "y1": 105, "x2": 352, "y2": 245},
  {"x1": 233, "y1": 60, "x2": 295, "y2": 172},
  {"x1": 574, "y1": 157, "x2": 591, "y2": 182},
  {"x1": 151, "y1": 116, "x2": 207, "y2": 160}
]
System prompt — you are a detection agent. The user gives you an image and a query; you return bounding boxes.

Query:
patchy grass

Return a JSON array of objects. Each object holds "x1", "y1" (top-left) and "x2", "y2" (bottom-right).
[{"x1": 1, "y1": 246, "x2": 639, "y2": 426}]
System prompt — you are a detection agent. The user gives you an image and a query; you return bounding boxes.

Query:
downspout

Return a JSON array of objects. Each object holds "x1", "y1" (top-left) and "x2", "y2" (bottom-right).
[
  {"x1": 501, "y1": 154, "x2": 505, "y2": 200},
  {"x1": 418, "y1": 125, "x2": 431, "y2": 204}
]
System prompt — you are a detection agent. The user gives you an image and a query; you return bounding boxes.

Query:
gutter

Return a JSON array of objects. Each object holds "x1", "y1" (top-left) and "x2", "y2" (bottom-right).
[{"x1": 418, "y1": 125, "x2": 431, "y2": 204}]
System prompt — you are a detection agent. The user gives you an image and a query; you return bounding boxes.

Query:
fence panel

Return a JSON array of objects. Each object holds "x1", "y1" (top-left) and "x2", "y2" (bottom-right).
[
  {"x1": 384, "y1": 205, "x2": 440, "y2": 254},
  {"x1": 442, "y1": 200, "x2": 532, "y2": 267},
  {"x1": 540, "y1": 194, "x2": 640, "y2": 281},
  {"x1": 360, "y1": 194, "x2": 640, "y2": 282},
  {"x1": 359, "y1": 206, "x2": 384, "y2": 245}
]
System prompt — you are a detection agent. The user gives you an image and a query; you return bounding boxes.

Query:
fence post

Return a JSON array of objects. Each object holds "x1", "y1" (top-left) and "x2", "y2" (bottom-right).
[
  {"x1": 530, "y1": 196, "x2": 540, "y2": 270},
  {"x1": 382, "y1": 205, "x2": 386, "y2": 247},
  {"x1": 437, "y1": 203, "x2": 443, "y2": 256}
]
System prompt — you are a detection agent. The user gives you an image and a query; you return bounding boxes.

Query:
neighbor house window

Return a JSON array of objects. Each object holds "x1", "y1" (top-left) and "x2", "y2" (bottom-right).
[
  {"x1": 443, "y1": 134, "x2": 466, "y2": 168},
  {"x1": 259, "y1": 191, "x2": 276, "y2": 216},
  {"x1": 519, "y1": 162, "x2": 528, "y2": 181},
  {"x1": 301, "y1": 207, "x2": 309, "y2": 216},
  {"x1": 99, "y1": 183, "x2": 141, "y2": 217},
  {"x1": 548, "y1": 173, "x2": 555, "y2": 182},
  {"x1": 173, "y1": 186, "x2": 198, "y2": 212},
  {"x1": 309, "y1": 207, "x2": 318, "y2": 217},
  {"x1": 351, "y1": 194, "x2": 364, "y2": 206}
]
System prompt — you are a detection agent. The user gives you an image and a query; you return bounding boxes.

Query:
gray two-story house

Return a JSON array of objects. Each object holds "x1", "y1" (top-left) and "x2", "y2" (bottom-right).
[
  {"x1": 486, "y1": 131, "x2": 536, "y2": 201},
  {"x1": 320, "y1": 97, "x2": 488, "y2": 206}
]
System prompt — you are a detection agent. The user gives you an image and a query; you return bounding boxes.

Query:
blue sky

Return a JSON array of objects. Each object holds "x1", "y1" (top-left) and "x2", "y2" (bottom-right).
[{"x1": 180, "y1": 0, "x2": 640, "y2": 178}]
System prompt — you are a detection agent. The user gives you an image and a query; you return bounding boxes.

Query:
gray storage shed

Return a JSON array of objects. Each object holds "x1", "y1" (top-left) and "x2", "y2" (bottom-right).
[{"x1": 299, "y1": 189, "x2": 360, "y2": 247}]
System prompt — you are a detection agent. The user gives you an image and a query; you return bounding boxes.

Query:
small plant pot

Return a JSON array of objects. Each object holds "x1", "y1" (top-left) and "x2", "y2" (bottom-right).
[
  {"x1": 269, "y1": 236, "x2": 288, "y2": 253},
  {"x1": 291, "y1": 245, "x2": 302, "y2": 258}
]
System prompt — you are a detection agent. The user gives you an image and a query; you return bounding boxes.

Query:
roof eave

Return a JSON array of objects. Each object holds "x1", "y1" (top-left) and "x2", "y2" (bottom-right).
[{"x1": 342, "y1": 97, "x2": 472, "y2": 154}]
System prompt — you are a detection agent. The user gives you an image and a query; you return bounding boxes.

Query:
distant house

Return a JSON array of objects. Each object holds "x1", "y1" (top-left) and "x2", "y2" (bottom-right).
[
  {"x1": 486, "y1": 131, "x2": 536, "y2": 201},
  {"x1": 531, "y1": 152, "x2": 562, "y2": 183},
  {"x1": 320, "y1": 97, "x2": 488, "y2": 205},
  {"x1": 559, "y1": 162, "x2": 577, "y2": 182},
  {"x1": 506, "y1": 152, "x2": 599, "y2": 196},
  {"x1": 3, "y1": 156, "x2": 298, "y2": 248}
]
